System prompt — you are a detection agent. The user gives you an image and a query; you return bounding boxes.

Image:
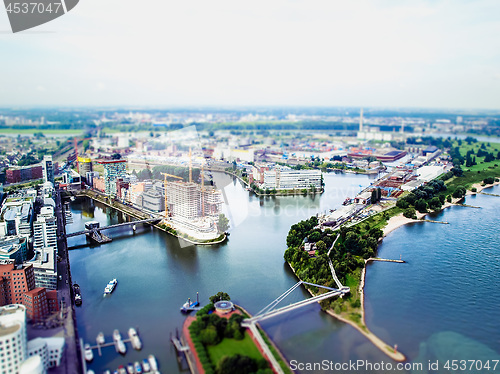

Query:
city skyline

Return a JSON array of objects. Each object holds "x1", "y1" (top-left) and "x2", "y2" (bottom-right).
[{"x1": 0, "y1": 0, "x2": 499, "y2": 109}]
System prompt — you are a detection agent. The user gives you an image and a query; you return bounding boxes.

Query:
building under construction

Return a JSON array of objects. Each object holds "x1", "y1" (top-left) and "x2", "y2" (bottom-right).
[{"x1": 166, "y1": 181, "x2": 222, "y2": 220}]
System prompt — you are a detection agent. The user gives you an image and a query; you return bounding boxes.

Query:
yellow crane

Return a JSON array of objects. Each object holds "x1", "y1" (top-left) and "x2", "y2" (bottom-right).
[{"x1": 160, "y1": 173, "x2": 183, "y2": 219}]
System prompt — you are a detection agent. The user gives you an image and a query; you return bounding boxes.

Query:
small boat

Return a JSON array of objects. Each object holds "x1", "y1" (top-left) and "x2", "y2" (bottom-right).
[
  {"x1": 147, "y1": 355, "x2": 158, "y2": 371},
  {"x1": 134, "y1": 361, "x2": 143, "y2": 374},
  {"x1": 128, "y1": 327, "x2": 142, "y2": 350},
  {"x1": 87, "y1": 371, "x2": 95, "y2": 374},
  {"x1": 113, "y1": 329, "x2": 127, "y2": 354},
  {"x1": 96, "y1": 332, "x2": 105, "y2": 345},
  {"x1": 127, "y1": 363, "x2": 135, "y2": 374},
  {"x1": 84, "y1": 344, "x2": 93, "y2": 362},
  {"x1": 103, "y1": 371, "x2": 111, "y2": 374},
  {"x1": 104, "y1": 279, "x2": 118, "y2": 295},
  {"x1": 118, "y1": 366, "x2": 127, "y2": 374},
  {"x1": 142, "y1": 359, "x2": 151, "y2": 373}
]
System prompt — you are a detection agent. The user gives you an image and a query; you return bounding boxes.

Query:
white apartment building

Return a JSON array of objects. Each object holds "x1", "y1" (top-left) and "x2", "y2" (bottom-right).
[
  {"x1": 0, "y1": 304, "x2": 28, "y2": 374},
  {"x1": 30, "y1": 206, "x2": 58, "y2": 290},
  {"x1": 27, "y1": 337, "x2": 64, "y2": 370},
  {"x1": 263, "y1": 168, "x2": 322, "y2": 190}
]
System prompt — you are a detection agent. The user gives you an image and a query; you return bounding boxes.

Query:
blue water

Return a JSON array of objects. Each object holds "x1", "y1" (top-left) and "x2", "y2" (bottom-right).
[
  {"x1": 68, "y1": 176, "x2": 500, "y2": 374},
  {"x1": 365, "y1": 185, "x2": 500, "y2": 372}
]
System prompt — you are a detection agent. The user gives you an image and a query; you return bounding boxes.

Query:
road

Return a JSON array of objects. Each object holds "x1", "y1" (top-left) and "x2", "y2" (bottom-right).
[{"x1": 54, "y1": 188, "x2": 83, "y2": 374}]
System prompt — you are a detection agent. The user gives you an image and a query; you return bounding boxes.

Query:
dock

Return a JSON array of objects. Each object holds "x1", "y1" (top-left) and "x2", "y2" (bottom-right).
[
  {"x1": 479, "y1": 191, "x2": 500, "y2": 197},
  {"x1": 171, "y1": 337, "x2": 190, "y2": 352},
  {"x1": 85, "y1": 330, "x2": 142, "y2": 357},
  {"x1": 180, "y1": 292, "x2": 201, "y2": 312},
  {"x1": 367, "y1": 257, "x2": 405, "y2": 263}
]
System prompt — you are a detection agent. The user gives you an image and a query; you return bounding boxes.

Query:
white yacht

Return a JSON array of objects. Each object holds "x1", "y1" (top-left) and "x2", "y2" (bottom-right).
[
  {"x1": 147, "y1": 355, "x2": 158, "y2": 372},
  {"x1": 96, "y1": 332, "x2": 105, "y2": 345},
  {"x1": 113, "y1": 329, "x2": 127, "y2": 354},
  {"x1": 128, "y1": 327, "x2": 142, "y2": 350},
  {"x1": 104, "y1": 279, "x2": 118, "y2": 295},
  {"x1": 84, "y1": 344, "x2": 93, "y2": 362}
]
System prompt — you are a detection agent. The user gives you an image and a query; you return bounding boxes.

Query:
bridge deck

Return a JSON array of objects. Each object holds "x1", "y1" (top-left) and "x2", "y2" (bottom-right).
[{"x1": 66, "y1": 218, "x2": 161, "y2": 238}]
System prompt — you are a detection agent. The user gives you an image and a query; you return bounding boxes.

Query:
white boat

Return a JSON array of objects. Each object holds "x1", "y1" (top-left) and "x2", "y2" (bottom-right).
[
  {"x1": 84, "y1": 344, "x2": 93, "y2": 362},
  {"x1": 128, "y1": 327, "x2": 142, "y2": 350},
  {"x1": 104, "y1": 279, "x2": 118, "y2": 295},
  {"x1": 96, "y1": 332, "x2": 105, "y2": 345},
  {"x1": 147, "y1": 355, "x2": 158, "y2": 371},
  {"x1": 141, "y1": 359, "x2": 151, "y2": 373},
  {"x1": 103, "y1": 371, "x2": 111, "y2": 374},
  {"x1": 113, "y1": 329, "x2": 127, "y2": 354},
  {"x1": 127, "y1": 363, "x2": 135, "y2": 374},
  {"x1": 87, "y1": 371, "x2": 95, "y2": 374},
  {"x1": 134, "y1": 361, "x2": 143, "y2": 374}
]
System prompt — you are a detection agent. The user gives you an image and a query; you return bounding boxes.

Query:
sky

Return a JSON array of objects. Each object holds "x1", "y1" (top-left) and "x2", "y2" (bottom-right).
[{"x1": 0, "y1": 0, "x2": 499, "y2": 109}]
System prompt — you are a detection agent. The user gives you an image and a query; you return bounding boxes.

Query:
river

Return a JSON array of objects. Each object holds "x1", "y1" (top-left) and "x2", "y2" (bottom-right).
[{"x1": 67, "y1": 174, "x2": 499, "y2": 374}]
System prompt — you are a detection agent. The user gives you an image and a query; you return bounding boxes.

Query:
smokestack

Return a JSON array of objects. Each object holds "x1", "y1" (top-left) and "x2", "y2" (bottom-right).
[{"x1": 359, "y1": 108, "x2": 364, "y2": 132}]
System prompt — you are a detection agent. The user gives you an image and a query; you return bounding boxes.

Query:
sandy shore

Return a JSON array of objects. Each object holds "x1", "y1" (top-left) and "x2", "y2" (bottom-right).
[
  {"x1": 382, "y1": 214, "x2": 420, "y2": 236},
  {"x1": 467, "y1": 180, "x2": 500, "y2": 195}
]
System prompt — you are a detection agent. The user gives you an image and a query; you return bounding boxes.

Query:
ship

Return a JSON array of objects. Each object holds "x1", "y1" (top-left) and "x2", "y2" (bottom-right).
[
  {"x1": 73, "y1": 284, "x2": 82, "y2": 306},
  {"x1": 104, "y1": 279, "x2": 118, "y2": 295}
]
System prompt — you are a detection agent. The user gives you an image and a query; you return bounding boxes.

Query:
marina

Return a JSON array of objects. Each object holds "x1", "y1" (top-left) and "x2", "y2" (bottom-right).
[{"x1": 83, "y1": 329, "x2": 142, "y2": 358}]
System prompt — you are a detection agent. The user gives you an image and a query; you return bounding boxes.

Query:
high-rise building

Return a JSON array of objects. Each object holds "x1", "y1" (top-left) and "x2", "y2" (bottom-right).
[
  {"x1": 42, "y1": 156, "x2": 54, "y2": 185},
  {"x1": 77, "y1": 157, "x2": 93, "y2": 177},
  {"x1": 0, "y1": 304, "x2": 28, "y2": 374},
  {"x1": 0, "y1": 261, "x2": 36, "y2": 306},
  {"x1": 31, "y1": 206, "x2": 57, "y2": 290},
  {"x1": 167, "y1": 182, "x2": 200, "y2": 220},
  {"x1": 98, "y1": 160, "x2": 127, "y2": 198},
  {"x1": 22, "y1": 288, "x2": 48, "y2": 322}
]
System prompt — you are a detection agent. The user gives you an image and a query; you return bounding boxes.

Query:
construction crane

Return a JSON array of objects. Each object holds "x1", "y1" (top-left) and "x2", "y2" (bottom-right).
[
  {"x1": 188, "y1": 147, "x2": 192, "y2": 183},
  {"x1": 160, "y1": 173, "x2": 183, "y2": 220}
]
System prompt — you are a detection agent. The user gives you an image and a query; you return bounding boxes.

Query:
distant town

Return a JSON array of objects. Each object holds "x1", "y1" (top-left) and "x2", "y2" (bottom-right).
[{"x1": 0, "y1": 107, "x2": 498, "y2": 373}]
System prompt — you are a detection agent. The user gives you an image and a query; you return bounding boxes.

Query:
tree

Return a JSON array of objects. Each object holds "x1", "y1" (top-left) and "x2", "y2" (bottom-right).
[
  {"x1": 218, "y1": 214, "x2": 230, "y2": 233},
  {"x1": 452, "y1": 186, "x2": 466, "y2": 199},
  {"x1": 403, "y1": 207, "x2": 416, "y2": 219},
  {"x1": 216, "y1": 354, "x2": 258, "y2": 374},
  {"x1": 111, "y1": 153, "x2": 121, "y2": 160},
  {"x1": 315, "y1": 241, "x2": 327, "y2": 253},
  {"x1": 209, "y1": 292, "x2": 230, "y2": 303},
  {"x1": 415, "y1": 199, "x2": 428, "y2": 213}
]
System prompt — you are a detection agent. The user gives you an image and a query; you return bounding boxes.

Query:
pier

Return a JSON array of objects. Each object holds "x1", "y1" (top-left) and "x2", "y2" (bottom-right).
[
  {"x1": 478, "y1": 191, "x2": 500, "y2": 197},
  {"x1": 84, "y1": 330, "x2": 142, "y2": 357},
  {"x1": 367, "y1": 257, "x2": 405, "y2": 263}
]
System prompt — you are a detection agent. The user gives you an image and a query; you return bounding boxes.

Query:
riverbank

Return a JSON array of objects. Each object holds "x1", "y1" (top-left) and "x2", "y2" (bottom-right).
[
  {"x1": 286, "y1": 262, "x2": 406, "y2": 362},
  {"x1": 73, "y1": 189, "x2": 227, "y2": 245}
]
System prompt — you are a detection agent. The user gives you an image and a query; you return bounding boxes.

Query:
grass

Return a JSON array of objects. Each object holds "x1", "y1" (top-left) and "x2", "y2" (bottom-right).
[
  {"x1": 0, "y1": 128, "x2": 83, "y2": 135},
  {"x1": 206, "y1": 333, "x2": 264, "y2": 366}
]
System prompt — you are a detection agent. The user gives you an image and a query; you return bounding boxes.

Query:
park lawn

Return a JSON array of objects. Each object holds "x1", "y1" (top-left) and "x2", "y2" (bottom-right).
[{"x1": 206, "y1": 332, "x2": 264, "y2": 367}]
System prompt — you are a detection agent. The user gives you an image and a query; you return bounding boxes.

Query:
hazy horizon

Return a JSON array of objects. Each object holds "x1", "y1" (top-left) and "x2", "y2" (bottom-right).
[{"x1": 1, "y1": 0, "x2": 499, "y2": 109}]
